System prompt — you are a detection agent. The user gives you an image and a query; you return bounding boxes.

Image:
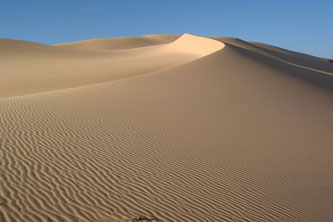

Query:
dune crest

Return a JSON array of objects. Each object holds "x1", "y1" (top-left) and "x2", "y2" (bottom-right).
[
  {"x1": 166, "y1": 33, "x2": 225, "y2": 56},
  {"x1": 54, "y1": 34, "x2": 181, "y2": 50}
]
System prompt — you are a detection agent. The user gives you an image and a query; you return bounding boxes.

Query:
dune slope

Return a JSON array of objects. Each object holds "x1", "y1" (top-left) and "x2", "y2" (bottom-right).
[
  {"x1": 0, "y1": 34, "x2": 333, "y2": 222},
  {"x1": 0, "y1": 34, "x2": 223, "y2": 98},
  {"x1": 54, "y1": 34, "x2": 181, "y2": 50}
]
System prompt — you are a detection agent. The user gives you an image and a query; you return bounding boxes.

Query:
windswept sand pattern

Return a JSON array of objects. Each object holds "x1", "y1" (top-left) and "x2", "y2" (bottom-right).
[{"x1": 1, "y1": 34, "x2": 333, "y2": 222}]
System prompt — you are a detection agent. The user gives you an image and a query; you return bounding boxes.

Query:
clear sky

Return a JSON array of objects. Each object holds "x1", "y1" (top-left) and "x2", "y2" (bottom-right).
[{"x1": 1, "y1": 0, "x2": 332, "y2": 58}]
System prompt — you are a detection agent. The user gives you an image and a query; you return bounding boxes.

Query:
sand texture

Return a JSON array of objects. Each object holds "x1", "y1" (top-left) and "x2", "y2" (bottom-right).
[{"x1": 0, "y1": 34, "x2": 333, "y2": 222}]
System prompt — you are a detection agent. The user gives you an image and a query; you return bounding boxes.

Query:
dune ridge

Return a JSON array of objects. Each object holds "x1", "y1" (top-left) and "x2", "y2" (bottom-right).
[
  {"x1": 0, "y1": 33, "x2": 333, "y2": 222},
  {"x1": 54, "y1": 34, "x2": 181, "y2": 50}
]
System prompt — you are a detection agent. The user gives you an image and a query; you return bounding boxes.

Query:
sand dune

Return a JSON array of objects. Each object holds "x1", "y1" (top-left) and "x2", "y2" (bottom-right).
[
  {"x1": 0, "y1": 34, "x2": 333, "y2": 222},
  {"x1": 0, "y1": 34, "x2": 223, "y2": 98},
  {"x1": 55, "y1": 34, "x2": 181, "y2": 50},
  {"x1": 214, "y1": 37, "x2": 333, "y2": 74}
]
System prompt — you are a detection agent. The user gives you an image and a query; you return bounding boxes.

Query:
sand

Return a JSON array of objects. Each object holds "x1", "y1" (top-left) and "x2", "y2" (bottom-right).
[{"x1": 0, "y1": 34, "x2": 333, "y2": 222}]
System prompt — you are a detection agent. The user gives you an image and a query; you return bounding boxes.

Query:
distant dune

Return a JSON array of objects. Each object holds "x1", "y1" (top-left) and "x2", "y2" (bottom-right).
[
  {"x1": 0, "y1": 34, "x2": 332, "y2": 222},
  {"x1": 55, "y1": 34, "x2": 181, "y2": 50}
]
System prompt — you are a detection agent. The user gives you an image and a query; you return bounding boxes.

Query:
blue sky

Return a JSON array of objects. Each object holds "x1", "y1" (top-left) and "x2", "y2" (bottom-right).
[{"x1": 1, "y1": 0, "x2": 332, "y2": 58}]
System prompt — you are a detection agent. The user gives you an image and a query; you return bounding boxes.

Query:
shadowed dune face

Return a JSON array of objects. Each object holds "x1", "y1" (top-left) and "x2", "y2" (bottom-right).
[
  {"x1": 213, "y1": 37, "x2": 333, "y2": 75},
  {"x1": 323, "y1": 58, "x2": 333, "y2": 63},
  {"x1": 0, "y1": 33, "x2": 333, "y2": 222}
]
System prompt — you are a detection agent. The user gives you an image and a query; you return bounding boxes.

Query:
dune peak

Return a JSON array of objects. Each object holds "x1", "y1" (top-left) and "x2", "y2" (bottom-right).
[{"x1": 167, "y1": 33, "x2": 225, "y2": 56}]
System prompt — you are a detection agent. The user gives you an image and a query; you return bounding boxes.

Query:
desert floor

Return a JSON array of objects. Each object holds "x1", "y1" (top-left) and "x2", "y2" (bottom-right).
[{"x1": 0, "y1": 34, "x2": 332, "y2": 221}]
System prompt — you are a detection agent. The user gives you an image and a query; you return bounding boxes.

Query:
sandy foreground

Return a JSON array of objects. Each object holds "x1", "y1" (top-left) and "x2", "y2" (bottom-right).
[{"x1": 0, "y1": 34, "x2": 332, "y2": 222}]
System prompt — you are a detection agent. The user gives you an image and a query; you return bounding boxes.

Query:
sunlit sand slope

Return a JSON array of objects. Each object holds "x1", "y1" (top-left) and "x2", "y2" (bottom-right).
[
  {"x1": 0, "y1": 34, "x2": 223, "y2": 98},
  {"x1": 0, "y1": 34, "x2": 332, "y2": 222}
]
